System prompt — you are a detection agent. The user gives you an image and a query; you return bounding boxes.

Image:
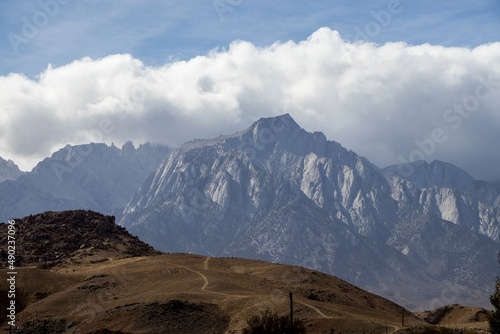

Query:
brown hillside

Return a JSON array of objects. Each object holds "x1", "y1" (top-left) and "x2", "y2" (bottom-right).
[{"x1": 0, "y1": 253, "x2": 428, "y2": 333}]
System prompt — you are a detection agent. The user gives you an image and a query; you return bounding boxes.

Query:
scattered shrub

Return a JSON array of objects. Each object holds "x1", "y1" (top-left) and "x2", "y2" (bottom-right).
[{"x1": 243, "y1": 309, "x2": 306, "y2": 334}]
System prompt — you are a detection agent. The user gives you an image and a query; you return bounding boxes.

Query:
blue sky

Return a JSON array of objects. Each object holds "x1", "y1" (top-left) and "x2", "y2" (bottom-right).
[
  {"x1": 1, "y1": 0, "x2": 499, "y2": 76},
  {"x1": 1, "y1": 0, "x2": 500, "y2": 181}
]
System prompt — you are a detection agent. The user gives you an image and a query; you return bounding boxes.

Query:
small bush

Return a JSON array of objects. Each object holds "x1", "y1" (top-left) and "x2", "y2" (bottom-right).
[
  {"x1": 243, "y1": 309, "x2": 306, "y2": 334},
  {"x1": 490, "y1": 253, "x2": 500, "y2": 334}
]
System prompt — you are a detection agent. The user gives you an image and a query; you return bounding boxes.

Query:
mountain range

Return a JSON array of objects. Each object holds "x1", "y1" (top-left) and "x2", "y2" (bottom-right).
[
  {"x1": 120, "y1": 114, "x2": 500, "y2": 310},
  {"x1": 1, "y1": 114, "x2": 498, "y2": 310},
  {"x1": 0, "y1": 142, "x2": 169, "y2": 222}
]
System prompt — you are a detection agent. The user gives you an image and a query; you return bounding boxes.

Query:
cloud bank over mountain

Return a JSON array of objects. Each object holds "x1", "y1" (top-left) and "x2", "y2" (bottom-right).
[{"x1": 1, "y1": 28, "x2": 499, "y2": 180}]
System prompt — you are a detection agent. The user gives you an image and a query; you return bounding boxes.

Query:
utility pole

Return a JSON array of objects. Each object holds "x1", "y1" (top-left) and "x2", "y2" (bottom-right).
[{"x1": 290, "y1": 291, "x2": 294, "y2": 334}]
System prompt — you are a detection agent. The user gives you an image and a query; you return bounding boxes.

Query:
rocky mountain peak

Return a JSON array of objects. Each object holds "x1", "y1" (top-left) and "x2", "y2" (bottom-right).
[
  {"x1": 246, "y1": 114, "x2": 328, "y2": 150},
  {"x1": 247, "y1": 113, "x2": 301, "y2": 138},
  {"x1": 178, "y1": 114, "x2": 334, "y2": 159},
  {"x1": 121, "y1": 140, "x2": 136, "y2": 155},
  {"x1": 0, "y1": 157, "x2": 24, "y2": 183}
]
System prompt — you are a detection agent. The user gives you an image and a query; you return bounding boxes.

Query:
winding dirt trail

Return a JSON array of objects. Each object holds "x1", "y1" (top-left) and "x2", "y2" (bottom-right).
[
  {"x1": 203, "y1": 256, "x2": 210, "y2": 270},
  {"x1": 297, "y1": 301, "x2": 333, "y2": 319},
  {"x1": 165, "y1": 257, "x2": 248, "y2": 298},
  {"x1": 167, "y1": 257, "x2": 336, "y2": 320}
]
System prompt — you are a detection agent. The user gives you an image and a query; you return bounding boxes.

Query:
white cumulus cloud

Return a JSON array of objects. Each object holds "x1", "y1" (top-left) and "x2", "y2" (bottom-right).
[{"x1": 1, "y1": 28, "x2": 500, "y2": 180}]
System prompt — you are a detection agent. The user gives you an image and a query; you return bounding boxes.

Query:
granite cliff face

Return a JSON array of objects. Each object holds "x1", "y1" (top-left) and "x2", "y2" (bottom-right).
[
  {"x1": 384, "y1": 160, "x2": 500, "y2": 241},
  {"x1": 121, "y1": 114, "x2": 500, "y2": 309}
]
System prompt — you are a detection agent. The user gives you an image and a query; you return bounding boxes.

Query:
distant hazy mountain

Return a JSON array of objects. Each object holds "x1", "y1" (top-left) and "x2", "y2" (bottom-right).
[
  {"x1": 121, "y1": 114, "x2": 499, "y2": 310},
  {"x1": 0, "y1": 157, "x2": 24, "y2": 183},
  {"x1": 0, "y1": 142, "x2": 169, "y2": 222}
]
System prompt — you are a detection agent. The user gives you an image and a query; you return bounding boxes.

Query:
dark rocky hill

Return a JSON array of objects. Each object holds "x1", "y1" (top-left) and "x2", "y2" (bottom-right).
[{"x1": 0, "y1": 210, "x2": 160, "y2": 268}]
